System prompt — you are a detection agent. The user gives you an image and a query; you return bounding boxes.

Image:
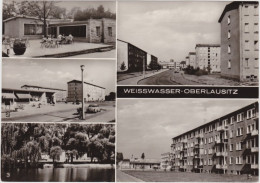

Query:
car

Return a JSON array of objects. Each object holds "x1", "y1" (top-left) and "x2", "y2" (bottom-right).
[
  {"x1": 86, "y1": 104, "x2": 101, "y2": 113},
  {"x1": 174, "y1": 70, "x2": 179, "y2": 73}
]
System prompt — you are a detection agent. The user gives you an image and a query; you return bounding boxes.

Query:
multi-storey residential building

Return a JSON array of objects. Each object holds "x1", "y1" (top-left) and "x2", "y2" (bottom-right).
[
  {"x1": 195, "y1": 44, "x2": 221, "y2": 73},
  {"x1": 117, "y1": 39, "x2": 159, "y2": 73},
  {"x1": 188, "y1": 52, "x2": 196, "y2": 68},
  {"x1": 67, "y1": 80, "x2": 105, "y2": 102},
  {"x1": 171, "y1": 102, "x2": 258, "y2": 175},
  {"x1": 218, "y1": 1, "x2": 259, "y2": 82},
  {"x1": 161, "y1": 152, "x2": 172, "y2": 170}
]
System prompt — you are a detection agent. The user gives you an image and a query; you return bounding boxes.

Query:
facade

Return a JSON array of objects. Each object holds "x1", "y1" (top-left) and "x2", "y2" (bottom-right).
[
  {"x1": 161, "y1": 152, "x2": 172, "y2": 170},
  {"x1": 171, "y1": 102, "x2": 258, "y2": 175},
  {"x1": 124, "y1": 158, "x2": 160, "y2": 170},
  {"x1": 67, "y1": 80, "x2": 105, "y2": 102},
  {"x1": 159, "y1": 61, "x2": 175, "y2": 69},
  {"x1": 21, "y1": 85, "x2": 67, "y2": 102},
  {"x1": 218, "y1": 2, "x2": 259, "y2": 81},
  {"x1": 117, "y1": 39, "x2": 159, "y2": 73},
  {"x1": 188, "y1": 52, "x2": 196, "y2": 68},
  {"x1": 185, "y1": 56, "x2": 190, "y2": 66},
  {"x1": 195, "y1": 44, "x2": 221, "y2": 73},
  {"x1": 1, "y1": 87, "x2": 63, "y2": 111},
  {"x1": 3, "y1": 16, "x2": 116, "y2": 44}
]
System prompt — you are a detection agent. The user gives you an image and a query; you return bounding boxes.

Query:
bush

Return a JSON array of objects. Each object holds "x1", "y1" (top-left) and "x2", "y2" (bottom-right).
[{"x1": 184, "y1": 65, "x2": 208, "y2": 76}]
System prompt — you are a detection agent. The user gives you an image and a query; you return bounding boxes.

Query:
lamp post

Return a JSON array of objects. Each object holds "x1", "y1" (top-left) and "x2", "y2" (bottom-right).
[{"x1": 80, "y1": 65, "x2": 85, "y2": 120}]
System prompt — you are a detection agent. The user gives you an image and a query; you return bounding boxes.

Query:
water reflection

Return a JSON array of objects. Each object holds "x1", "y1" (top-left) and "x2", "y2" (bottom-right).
[{"x1": 2, "y1": 167, "x2": 115, "y2": 182}]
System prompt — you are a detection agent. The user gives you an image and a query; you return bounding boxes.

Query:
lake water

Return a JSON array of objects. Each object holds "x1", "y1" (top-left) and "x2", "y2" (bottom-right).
[{"x1": 2, "y1": 167, "x2": 115, "y2": 182}]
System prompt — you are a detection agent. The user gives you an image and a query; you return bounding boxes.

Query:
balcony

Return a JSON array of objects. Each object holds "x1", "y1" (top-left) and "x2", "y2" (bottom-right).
[
  {"x1": 251, "y1": 147, "x2": 259, "y2": 153},
  {"x1": 180, "y1": 165, "x2": 187, "y2": 169},
  {"x1": 194, "y1": 155, "x2": 201, "y2": 159},
  {"x1": 251, "y1": 164, "x2": 258, "y2": 169},
  {"x1": 251, "y1": 130, "x2": 258, "y2": 136},
  {"x1": 216, "y1": 164, "x2": 227, "y2": 169},
  {"x1": 216, "y1": 152, "x2": 227, "y2": 156},
  {"x1": 195, "y1": 134, "x2": 204, "y2": 138},
  {"x1": 217, "y1": 126, "x2": 228, "y2": 132}
]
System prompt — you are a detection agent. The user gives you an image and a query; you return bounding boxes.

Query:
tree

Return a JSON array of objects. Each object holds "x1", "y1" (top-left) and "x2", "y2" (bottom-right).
[
  {"x1": 120, "y1": 62, "x2": 126, "y2": 71},
  {"x1": 116, "y1": 152, "x2": 123, "y2": 164},
  {"x1": 50, "y1": 146, "x2": 62, "y2": 163},
  {"x1": 141, "y1": 153, "x2": 145, "y2": 159}
]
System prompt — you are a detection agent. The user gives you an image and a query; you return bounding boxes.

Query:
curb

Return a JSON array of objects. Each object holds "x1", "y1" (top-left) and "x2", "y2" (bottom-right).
[
  {"x1": 33, "y1": 45, "x2": 114, "y2": 58},
  {"x1": 137, "y1": 70, "x2": 170, "y2": 84}
]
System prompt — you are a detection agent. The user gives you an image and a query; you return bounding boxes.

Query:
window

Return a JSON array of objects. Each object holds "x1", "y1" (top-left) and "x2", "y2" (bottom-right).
[
  {"x1": 254, "y1": 5, "x2": 258, "y2": 16},
  {"x1": 227, "y1": 60, "x2": 231, "y2": 69},
  {"x1": 236, "y1": 156, "x2": 243, "y2": 164},
  {"x1": 230, "y1": 157, "x2": 233, "y2": 164},
  {"x1": 254, "y1": 23, "x2": 258, "y2": 33},
  {"x1": 228, "y1": 15, "x2": 231, "y2": 25},
  {"x1": 228, "y1": 30, "x2": 231, "y2": 39},
  {"x1": 244, "y1": 6, "x2": 249, "y2": 16},
  {"x1": 247, "y1": 108, "x2": 256, "y2": 119},
  {"x1": 230, "y1": 116, "x2": 235, "y2": 124},
  {"x1": 245, "y1": 23, "x2": 249, "y2": 33},
  {"x1": 230, "y1": 130, "x2": 233, "y2": 138},
  {"x1": 245, "y1": 58, "x2": 249, "y2": 67},
  {"x1": 254, "y1": 41, "x2": 259, "y2": 51},
  {"x1": 228, "y1": 45, "x2": 231, "y2": 53},
  {"x1": 237, "y1": 113, "x2": 244, "y2": 122},
  {"x1": 108, "y1": 27, "x2": 112, "y2": 36},
  {"x1": 24, "y1": 24, "x2": 43, "y2": 35},
  {"x1": 236, "y1": 142, "x2": 243, "y2": 150},
  {"x1": 230, "y1": 144, "x2": 234, "y2": 151},
  {"x1": 236, "y1": 127, "x2": 243, "y2": 136},
  {"x1": 245, "y1": 40, "x2": 250, "y2": 51},
  {"x1": 96, "y1": 26, "x2": 101, "y2": 36}
]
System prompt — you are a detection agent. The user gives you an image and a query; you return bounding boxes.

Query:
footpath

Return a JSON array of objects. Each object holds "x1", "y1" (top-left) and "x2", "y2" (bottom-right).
[{"x1": 117, "y1": 69, "x2": 168, "y2": 85}]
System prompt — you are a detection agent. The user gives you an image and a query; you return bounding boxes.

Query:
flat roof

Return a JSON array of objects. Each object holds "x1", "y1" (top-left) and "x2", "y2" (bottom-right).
[
  {"x1": 172, "y1": 102, "x2": 258, "y2": 140},
  {"x1": 2, "y1": 88, "x2": 55, "y2": 93},
  {"x1": 195, "y1": 44, "x2": 220, "y2": 48},
  {"x1": 67, "y1": 80, "x2": 105, "y2": 89},
  {"x1": 189, "y1": 52, "x2": 196, "y2": 55},
  {"x1": 21, "y1": 85, "x2": 66, "y2": 91},
  {"x1": 218, "y1": 1, "x2": 258, "y2": 23}
]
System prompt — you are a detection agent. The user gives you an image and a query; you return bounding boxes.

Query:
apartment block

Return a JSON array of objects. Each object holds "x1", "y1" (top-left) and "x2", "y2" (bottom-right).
[
  {"x1": 171, "y1": 102, "x2": 258, "y2": 175},
  {"x1": 188, "y1": 52, "x2": 196, "y2": 68},
  {"x1": 161, "y1": 152, "x2": 173, "y2": 170},
  {"x1": 219, "y1": 1, "x2": 259, "y2": 81},
  {"x1": 195, "y1": 44, "x2": 221, "y2": 73},
  {"x1": 117, "y1": 39, "x2": 159, "y2": 73}
]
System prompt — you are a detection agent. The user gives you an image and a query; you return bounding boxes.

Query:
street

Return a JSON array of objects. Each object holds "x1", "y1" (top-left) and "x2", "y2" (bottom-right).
[
  {"x1": 116, "y1": 170, "x2": 144, "y2": 182},
  {"x1": 2, "y1": 102, "x2": 115, "y2": 122},
  {"x1": 138, "y1": 70, "x2": 199, "y2": 85},
  {"x1": 137, "y1": 70, "x2": 242, "y2": 85}
]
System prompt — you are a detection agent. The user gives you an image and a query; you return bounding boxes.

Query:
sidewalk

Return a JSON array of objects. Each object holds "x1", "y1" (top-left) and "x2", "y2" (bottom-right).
[
  {"x1": 117, "y1": 169, "x2": 144, "y2": 182},
  {"x1": 2, "y1": 103, "x2": 79, "y2": 121},
  {"x1": 117, "y1": 69, "x2": 168, "y2": 85},
  {"x1": 3, "y1": 40, "x2": 114, "y2": 58}
]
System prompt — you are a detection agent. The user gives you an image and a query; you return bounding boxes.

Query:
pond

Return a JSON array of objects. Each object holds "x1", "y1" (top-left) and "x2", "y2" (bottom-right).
[{"x1": 1, "y1": 167, "x2": 115, "y2": 182}]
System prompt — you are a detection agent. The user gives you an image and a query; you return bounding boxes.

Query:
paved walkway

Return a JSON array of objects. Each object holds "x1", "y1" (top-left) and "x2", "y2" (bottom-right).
[
  {"x1": 117, "y1": 170, "x2": 144, "y2": 182},
  {"x1": 117, "y1": 69, "x2": 168, "y2": 85},
  {"x1": 3, "y1": 40, "x2": 113, "y2": 58},
  {"x1": 69, "y1": 49, "x2": 115, "y2": 58}
]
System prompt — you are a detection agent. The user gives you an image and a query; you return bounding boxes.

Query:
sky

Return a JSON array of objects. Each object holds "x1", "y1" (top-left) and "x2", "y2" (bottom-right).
[
  {"x1": 2, "y1": 59, "x2": 115, "y2": 95},
  {"x1": 118, "y1": 1, "x2": 229, "y2": 62},
  {"x1": 4, "y1": 1, "x2": 116, "y2": 13},
  {"x1": 117, "y1": 99, "x2": 257, "y2": 160}
]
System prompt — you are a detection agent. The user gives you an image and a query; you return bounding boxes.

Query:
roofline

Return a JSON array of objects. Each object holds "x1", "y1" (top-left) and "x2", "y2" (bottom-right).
[
  {"x1": 195, "y1": 44, "x2": 220, "y2": 48},
  {"x1": 67, "y1": 80, "x2": 105, "y2": 89},
  {"x1": 172, "y1": 102, "x2": 258, "y2": 140},
  {"x1": 21, "y1": 85, "x2": 66, "y2": 91},
  {"x1": 2, "y1": 88, "x2": 55, "y2": 93},
  {"x1": 218, "y1": 1, "x2": 259, "y2": 23},
  {"x1": 117, "y1": 39, "x2": 158, "y2": 57}
]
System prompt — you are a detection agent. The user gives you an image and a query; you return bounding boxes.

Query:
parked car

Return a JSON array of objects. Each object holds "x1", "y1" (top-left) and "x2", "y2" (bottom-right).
[
  {"x1": 86, "y1": 104, "x2": 101, "y2": 113},
  {"x1": 77, "y1": 104, "x2": 101, "y2": 114}
]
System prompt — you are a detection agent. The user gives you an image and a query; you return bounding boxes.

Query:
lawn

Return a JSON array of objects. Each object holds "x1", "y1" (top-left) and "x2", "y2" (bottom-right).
[{"x1": 122, "y1": 170, "x2": 259, "y2": 182}]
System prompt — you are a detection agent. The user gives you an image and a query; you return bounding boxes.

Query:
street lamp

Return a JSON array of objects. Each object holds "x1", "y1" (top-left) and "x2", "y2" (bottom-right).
[{"x1": 80, "y1": 65, "x2": 85, "y2": 120}]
